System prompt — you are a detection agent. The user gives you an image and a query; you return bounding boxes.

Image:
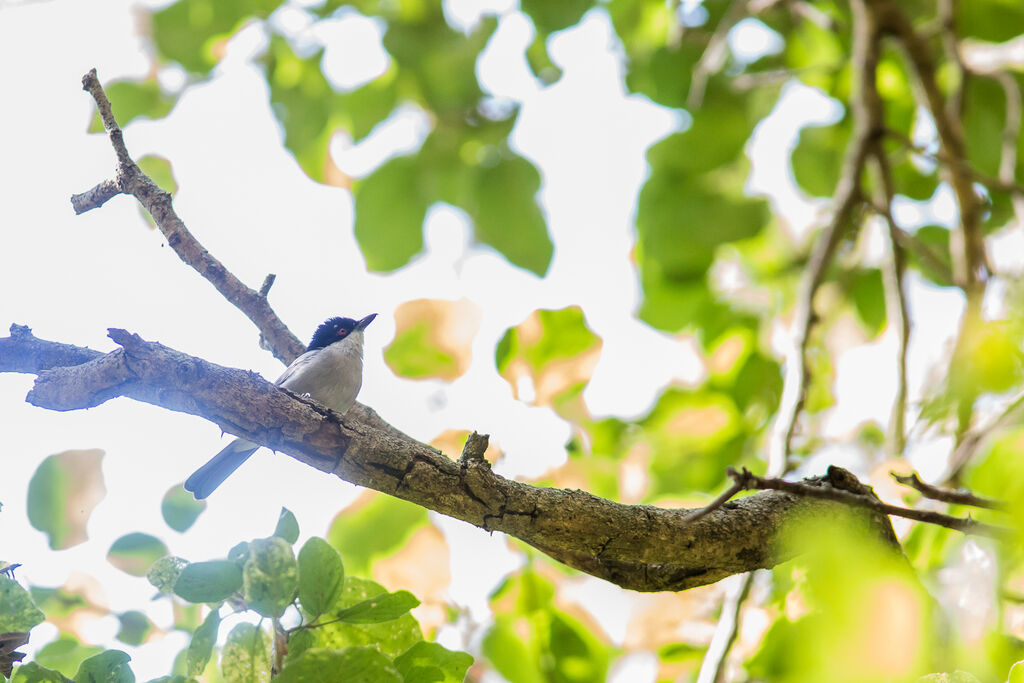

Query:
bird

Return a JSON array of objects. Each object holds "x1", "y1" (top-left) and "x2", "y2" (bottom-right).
[{"x1": 184, "y1": 313, "x2": 376, "y2": 499}]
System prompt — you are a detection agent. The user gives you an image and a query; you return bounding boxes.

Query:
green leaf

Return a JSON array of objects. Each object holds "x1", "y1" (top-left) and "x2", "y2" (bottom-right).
[
  {"x1": 152, "y1": 0, "x2": 286, "y2": 75},
  {"x1": 289, "y1": 578, "x2": 422, "y2": 659},
  {"x1": 264, "y1": 36, "x2": 339, "y2": 184},
  {"x1": 384, "y1": 318, "x2": 459, "y2": 379},
  {"x1": 11, "y1": 662, "x2": 72, "y2": 683},
  {"x1": 27, "y1": 450, "x2": 106, "y2": 550},
  {"x1": 467, "y1": 156, "x2": 552, "y2": 276},
  {"x1": 173, "y1": 560, "x2": 243, "y2": 603},
  {"x1": 32, "y1": 638, "x2": 102, "y2": 679},
  {"x1": 332, "y1": 590, "x2": 419, "y2": 625},
  {"x1": 791, "y1": 119, "x2": 848, "y2": 197},
  {"x1": 354, "y1": 155, "x2": 428, "y2": 272},
  {"x1": 136, "y1": 156, "x2": 179, "y2": 196},
  {"x1": 160, "y1": 485, "x2": 205, "y2": 533},
  {"x1": 147, "y1": 556, "x2": 189, "y2": 593},
  {"x1": 220, "y1": 623, "x2": 270, "y2": 683},
  {"x1": 277, "y1": 647, "x2": 401, "y2": 683},
  {"x1": 957, "y1": 0, "x2": 1024, "y2": 41},
  {"x1": 107, "y1": 533, "x2": 169, "y2": 577},
  {"x1": 297, "y1": 537, "x2": 345, "y2": 620},
  {"x1": 114, "y1": 611, "x2": 151, "y2": 647},
  {"x1": 0, "y1": 578, "x2": 44, "y2": 633},
  {"x1": 73, "y1": 650, "x2": 134, "y2": 683},
  {"x1": 850, "y1": 268, "x2": 886, "y2": 337},
  {"x1": 327, "y1": 495, "x2": 428, "y2": 576},
  {"x1": 186, "y1": 608, "x2": 221, "y2": 677},
  {"x1": 242, "y1": 537, "x2": 298, "y2": 618},
  {"x1": 87, "y1": 79, "x2": 177, "y2": 132},
  {"x1": 273, "y1": 507, "x2": 300, "y2": 544},
  {"x1": 520, "y1": 0, "x2": 593, "y2": 33},
  {"x1": 394, "y1": 642, "x2": 473, "y2": 683}
]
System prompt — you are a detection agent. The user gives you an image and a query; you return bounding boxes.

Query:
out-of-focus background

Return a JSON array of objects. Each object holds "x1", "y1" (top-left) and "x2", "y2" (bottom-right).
[{"x1": 2, "y1": 0, "x2": 1023, "y2": 680}]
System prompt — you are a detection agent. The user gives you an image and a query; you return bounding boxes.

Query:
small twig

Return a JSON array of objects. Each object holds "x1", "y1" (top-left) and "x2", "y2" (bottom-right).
[
  {"x1": 685, "y1": 480, "x2": 745, "y2": 524},
  {"x1": 72, "y1": 68, "x2": 305, "y2": 365},
  {"x1": 458, "y1": 431, "x2": 490, "y2": 465},
  {"x1": 937, "y1": 0, "x2": 967, "y2": 120},
  {"x1": 890, "y1": 471, "x2": 1006, "y2": 511},
  {"x1": 945, "y1": 387, "x2": 1024, "y2": 481},
  {"x1": 687, "y1": 0, "x2": 748, "y2": 109},
  {"x1": 870, "y1": 151, "x2": 910, "y2": 456},
  {"x1": 728, "y1": 467, "x2": 1010, "y2": 539},
  {"x1": 767, "y1": 0, "x2": 883, "y2": 475},
  {"x1": 994, "y1": 72, "x2": 1024, "y2": 230},
  {"x1": 884, "y1": 128, "x2": 1024, "y2": 197},
  {"x1": 258, "y1": 274, "x2": 277, "y2": 298},
  {"x1": 696, "y1": 571, "x2": 754, "y2": 683}
]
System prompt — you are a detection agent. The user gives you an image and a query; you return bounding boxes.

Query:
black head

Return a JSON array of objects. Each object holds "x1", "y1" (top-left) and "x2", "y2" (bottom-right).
[{"x1": 307, "y1": 314, "x2": 376, "y2": 351}]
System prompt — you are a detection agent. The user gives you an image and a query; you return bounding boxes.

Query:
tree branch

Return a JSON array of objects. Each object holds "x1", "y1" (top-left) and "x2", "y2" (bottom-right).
[
  {"x1": 71, "y1": 68, "x2": 305, "y2": 365},
  {"x1": 2, "y1": 324, "x2": 905, "y2": 593},
  {"x1": 890, "y1": 471, "x2": 1006, "y2": 511},
  {"x1": 729, "y1": 466, "x2": 1010, "y2": 539}
]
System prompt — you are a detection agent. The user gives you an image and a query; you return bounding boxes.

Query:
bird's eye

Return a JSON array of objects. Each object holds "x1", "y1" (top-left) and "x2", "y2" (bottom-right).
[{"x1": 337, "y1": 329, "x2": 348, "y2": 337}]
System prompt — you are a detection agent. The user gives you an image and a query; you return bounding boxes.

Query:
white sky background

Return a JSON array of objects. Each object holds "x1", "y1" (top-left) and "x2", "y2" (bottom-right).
[{"x1": 0, "y1": 0, "x2": 991, "y2": 679}]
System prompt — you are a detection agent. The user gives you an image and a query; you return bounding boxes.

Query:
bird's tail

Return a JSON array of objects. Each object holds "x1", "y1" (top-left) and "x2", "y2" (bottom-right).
[{"x1": 184, "y1": 438, "x2": 260, "y2": 500}]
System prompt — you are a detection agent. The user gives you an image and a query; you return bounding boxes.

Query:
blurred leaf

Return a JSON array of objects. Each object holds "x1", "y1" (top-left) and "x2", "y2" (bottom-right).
[
  {"x1": 263, "y1": 36, "x2": 341, "y2": 185},
  {"x1": 496, "y1": 307, "x2": 602, "y2": 410},
  {"x1": 274, "y1": 507, "x2": 300, "y2": 544},
  {"x1": 467, "y1": 156, "x2": 552, "y2": 276},
  {"x1": 27, "y1": 449, "x2": 106, "y2": 550},
  {"x1": 850, "y1": 268, "x2": 886, "y2": 337},
  {"x1": 277, "y1": 647, "x2": 401, "y2": 683},
  {"x1": 32, "y1": 637, "x2": 102, "y2": 679},
  {"x1": 327, "y1": 494, "x2": 428, "y2": 576},
  {"x1": 950, "y1": 320, "x2": 1024, "y2": 396},
  {"x1": 384, "y1": 299, "x2": 481, "y2": 380},
  {"x1": 521, "y1": 0, "x2": 593, "y2": 34},
  {"x1": 0, "y1": 579, "x2": 44, "y2": 633},
  {"x1": 114, "y1": 611, "x2": 152, "y2": 647},
  {"x1": 394, "y1": 641, "x2": 473, "y2": 683},
  {"x1": 87, "y1": 79, "x2": 177, "y2": 132},
  {"x1": 136, "y1": 156, "x2": 178, "y2": 195},
  {"x1": 332, "y1": 590, "x2": 419, "y2": 625},
  {"x1": 481, "y1": 618, "x2": 543, "y2": 683},
  {"x1": 297, "y1": 537, "x2": 345, "y2": 620},
  {"x1": 186, "y1": 607, "x2": 221, "y2": 677},
  {"x1": 957, "y1": 0, "x2": 1024, "y2": 41},
  {"x1": 174, "y1": 560, "x2": 243, "y2": 604},
  {"x1": 147, "y1": 556, "x2": 189, "y2": 593},
  {"x1": 288, "y1": 578, "x2": 422, "y2": 660},
  {"x1": 152, "y1": 0, "x2": 286, "y2": 75},
  {"x1": 916, "y1": 672, "x2": 983, "y2": 682},
  {"x1": 107, "y1": 533, "x2": 168, "y2": 577},
  {"x1": 963, "y1": 76, "x2": 1007, "y2": 176},
  {"x1": 220, "y1": 623, "x2": 270, "y2": 683},
  {"x1": 161, "y1": 485, "x2": 205, "y2": 533},
  {"x1": 73, "y1": 650, "x2": 133, "y2": 683},
  {"x1": 354, "y1": 155, "x2": 428, "y2": 271},
  {"x1": 10, "y1": 662, "x2": 71, "y2": 683},
  {"x1": 792, "y1": 119, "x2": 848, "y2": 198},
  {"x1": 242, "y1": 537, "x2": 298, "y2": 618}
]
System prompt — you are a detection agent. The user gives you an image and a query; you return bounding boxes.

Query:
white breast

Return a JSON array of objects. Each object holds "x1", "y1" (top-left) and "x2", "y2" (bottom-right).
[{"x1": 275, "y1": 331, "x2": 364, "y2": 414}]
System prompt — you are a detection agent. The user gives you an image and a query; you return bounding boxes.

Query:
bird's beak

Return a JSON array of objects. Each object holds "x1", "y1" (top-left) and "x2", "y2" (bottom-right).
[{"x1": 356, "y1": 313, "x2": 377, "y2": 330}]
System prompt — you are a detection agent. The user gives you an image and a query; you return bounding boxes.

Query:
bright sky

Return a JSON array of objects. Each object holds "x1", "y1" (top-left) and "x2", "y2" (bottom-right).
[{"x1": 0, "y1": 0, "x2": 985, "y2": 679}]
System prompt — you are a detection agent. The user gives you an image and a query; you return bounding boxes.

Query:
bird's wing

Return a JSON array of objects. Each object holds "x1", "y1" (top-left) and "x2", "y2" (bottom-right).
[{"x1": 274, "y1": 349, "x2": 319, "y2": 388}]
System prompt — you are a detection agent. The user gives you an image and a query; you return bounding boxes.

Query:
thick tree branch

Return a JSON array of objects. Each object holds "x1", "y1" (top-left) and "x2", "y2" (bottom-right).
[
  {"x1": 3, "y1": 324, "x2": 907, "y2": 593},
  {"x1": 71, "y1": 68, "x2": 305, "y2": 365}
]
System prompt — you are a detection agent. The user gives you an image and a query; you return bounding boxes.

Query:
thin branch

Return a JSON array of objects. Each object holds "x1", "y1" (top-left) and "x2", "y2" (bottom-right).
[
  {"x1": 728, "y1": 467, "x2": 1010, "y2": 539},
  {"x1": 687, "y1": 0, "x2": 748, "y2": 109},
  {"x1": 870, "y1": 151, "x2": 910, "y2": 456},
  {"x1": 696, "y1": 571, "x2": 754, "y2": 683},
  {"x1": 685, "y1": 480, "x2": 746, "y2": 524},
  {"x1": 890, "y1": 471, "x2": 1006, "y2": 511},
  {"x1": 994, "y1": 71, "x2": 1024, "y2": 230},
  {"x1": 884, "y1": 128, "x2": 1024, "y2": 197},
  {"x1": 767, "y1": 0, "x2": 884, "y2": 476},
  {"x1": 945, "y1": 387, "x2": 1024, "y2": 481},
  {"x1": 71, "y1": 68, "x2": 305, "y2": 365},
  {"x1": 937, "y1": 0, "x2": 966, "y2": 120}
]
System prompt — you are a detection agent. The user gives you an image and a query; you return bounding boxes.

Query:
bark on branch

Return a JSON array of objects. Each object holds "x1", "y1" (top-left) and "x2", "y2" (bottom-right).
[{"x1": 4, "y1": 324, "x2": 903, "y2": 593}]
